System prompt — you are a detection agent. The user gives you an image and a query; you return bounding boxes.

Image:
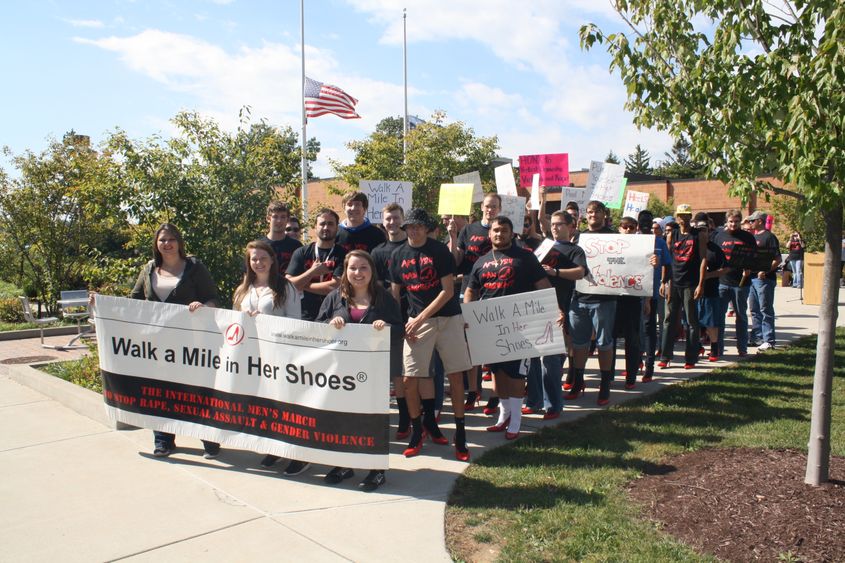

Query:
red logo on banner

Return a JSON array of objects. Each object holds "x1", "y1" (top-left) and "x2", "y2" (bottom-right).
[{"x1": 225, "y1": 323, "x2": 244, "y2": 346}]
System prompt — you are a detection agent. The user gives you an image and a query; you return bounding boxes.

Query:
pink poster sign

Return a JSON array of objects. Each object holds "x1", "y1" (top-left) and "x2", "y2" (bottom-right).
[{"x1": 518, "y1": 153, "x2": 569, "y2": 188}]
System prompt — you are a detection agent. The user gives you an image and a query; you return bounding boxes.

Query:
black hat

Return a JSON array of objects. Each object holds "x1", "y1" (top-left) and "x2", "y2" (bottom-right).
[{"x1": 401, "y1": 208, "x2": 436, "y2": 232}]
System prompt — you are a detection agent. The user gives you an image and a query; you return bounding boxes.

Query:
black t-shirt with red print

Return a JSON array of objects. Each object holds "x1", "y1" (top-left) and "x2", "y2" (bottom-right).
[
  {"x1": 541, "y1": 241, "x2": 588, "y2": 311},
  {"x1": 260, "y1": 236, "x2": 302, "y2": 275},
  {"x1": 670, "y1": 227, "x2": 703, "y2": 287},
  {"x1": 467, "y1": 245, "x2": 547, "y2": 300},
  {"x1": 389, "y1": 238, "x2": 461, "y2": 318},
  {"x1": 336, "y1": 222, "x2": 386, "y2": 254},
  {"x1": 712, "y1": 228, "x2": 757, "y2": 286},
  {"x1": 457, "y1": 222, "x2": 491, "y2": 276},
  {"x1": 286, "y1": 243, "x2": 346, "y2": 321}
]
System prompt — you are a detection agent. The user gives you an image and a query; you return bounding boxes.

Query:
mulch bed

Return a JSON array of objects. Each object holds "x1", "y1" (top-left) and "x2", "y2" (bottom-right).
[
  {"x1": 0, "y1": 356, "x2": 57, "y2": 365},
  {"x1": 628, "y1": 448, "x2": 845, "y2": 562}
]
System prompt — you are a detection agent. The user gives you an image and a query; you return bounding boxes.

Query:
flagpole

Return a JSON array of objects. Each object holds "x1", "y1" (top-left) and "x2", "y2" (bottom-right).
[
  {"x1": 402, "y1": 8, "x2": 408, "y2": 161},
  {"x1": 300, "y1": 0, "x2": 308, "y2": 227}
]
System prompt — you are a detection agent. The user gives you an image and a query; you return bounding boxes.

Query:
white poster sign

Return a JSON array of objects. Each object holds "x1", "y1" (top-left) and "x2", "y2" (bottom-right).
[
  {"x1": 533, "y1": 238, "x2": 556, "y2": 263},
  {"x1": 586, "y1": 160, "x2": 626, "y2": 206},
  {"x1": 529, "y1": 173, "x2": 541, "y2": 210},
  {"x1": 494, "y1": 162, "x2": 518, "y2": 196},
  {"x1": 461, "y1": 288, "x2": 565, "y2": 365},
  {"x1": 359, "y1": 180, "x2": 413, "y2": 224},
  {"x1": 575, "y1": 234, "x2": 655, "y2": 297},
  {"x1": 623, "y1": 190, "x2": 650, "y2": 219},
  {"x1": 558, "y1": 186, "x2": 591, "y2": 212},
  {"x1": 499, "y1": 195, "x2": 526, "y2": 229},
  {"x1": 94, "y1": 295, "x2": 390, "y2": 469},
  {"x1": 453, "y1": 170, "x2": 484, "y2": 203}
]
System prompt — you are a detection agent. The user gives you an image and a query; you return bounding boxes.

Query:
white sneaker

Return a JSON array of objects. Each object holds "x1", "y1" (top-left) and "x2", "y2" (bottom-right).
[{"x1": 757, "y1": 342, "x2": 774, "y2": 352}]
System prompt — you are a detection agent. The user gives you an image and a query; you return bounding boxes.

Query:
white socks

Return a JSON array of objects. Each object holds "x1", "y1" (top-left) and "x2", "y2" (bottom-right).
[
  {"x1": 496, "y1": 399, "x2": 511, "y2": 426},
  {"x1": 507, "y1": 397, "x2": 522, "y2": 434}
]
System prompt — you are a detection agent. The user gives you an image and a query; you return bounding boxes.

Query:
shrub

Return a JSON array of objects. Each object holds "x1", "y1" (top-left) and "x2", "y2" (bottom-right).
[
  {"x1": 0, "y1": 297, "x2": 24, "y2": 323},
  {"x1": 0, "y1": 280, "x2": 23, "y2": 299},
  {"x1": 40, "y1": 343, "x2": 102, "y2": 393}
]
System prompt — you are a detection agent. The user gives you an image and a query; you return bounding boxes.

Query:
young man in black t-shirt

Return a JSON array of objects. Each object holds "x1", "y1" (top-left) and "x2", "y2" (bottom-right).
[
  {"x1": 747, "y1": 211, "x2": 781, "y2": 351},
  {"x1": 567, "y1": 200, "x2": 619, "y2": 406},
  {"x1": 713, "y1": 209, "x2": 757, "y2": 356},
  {"x1": 524, "y1": 211, "x2": 586, "y2": 419},
  {"x1": 336, "y1": 191, "x2": 386, "y2": 253},
  {"x1": 465, "y1": 216, "x2": 552, "y2": 439},
  {"x1": 370, "y1": 203, "x2": 411, "y2": 436},
  {"x1": 261, "y1": 201, "x2": 303, "y2": 274},
  {"x1": 693, "y1": 212, "x2": 729, "y2": 361},
  {"x1": 659, "y1": 204, "x2": 708, "y2": 368},
  {"x1": 390, "y1": 208, "x2": 472, "y2": 461},
  {"x1": 286, "y1": 208, "x2": 346, "y2": 321}
]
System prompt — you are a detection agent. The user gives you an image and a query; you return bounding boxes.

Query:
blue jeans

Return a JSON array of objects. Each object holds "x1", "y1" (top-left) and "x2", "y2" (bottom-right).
[
  {"x1": 569, "y1": 297, "x2": 617, "y2": 349},
  {"x1": 791, "y1": 259, "x2": 803, "y2": 288},
  {"x1": 718, "y1": 284, "x2": 749, "y2": 354},
  {"x1": 749, "y1": 277, "x2": 776, "y2": 345},
  {"x1": 525, "y1": 354, "x2": 564, "y2": 413}
]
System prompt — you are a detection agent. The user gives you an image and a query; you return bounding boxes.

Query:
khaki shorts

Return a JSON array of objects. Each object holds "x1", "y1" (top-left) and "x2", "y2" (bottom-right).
[{"x1": 403, "y1": 315, "x2": 472, "y2": 377}]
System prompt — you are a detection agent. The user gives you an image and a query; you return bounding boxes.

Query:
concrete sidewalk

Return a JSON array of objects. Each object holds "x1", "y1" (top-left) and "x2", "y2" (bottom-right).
[{"x1": 1, "y1": 286, "x2": 842, "y2": 562}]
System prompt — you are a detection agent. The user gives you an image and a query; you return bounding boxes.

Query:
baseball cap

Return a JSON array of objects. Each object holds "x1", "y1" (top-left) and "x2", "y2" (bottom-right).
[
  {"x1": 675, "y1": 203, "x2": 693, "y2": 215},
  {"x1": 746, "y1": 211, "x2": 765, "y2": 222}
]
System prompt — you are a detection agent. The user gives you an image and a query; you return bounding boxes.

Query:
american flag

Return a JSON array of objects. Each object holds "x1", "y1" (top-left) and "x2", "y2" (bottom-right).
[{"x1": 304, "y1": 77, "x2": 360, "y2": 119}]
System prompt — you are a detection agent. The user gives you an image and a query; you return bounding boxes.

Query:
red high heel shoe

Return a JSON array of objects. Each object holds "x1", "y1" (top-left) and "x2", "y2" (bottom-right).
[
  {"x1": 455, "y1": 446, "x2": 470, "y2": 462},
  {"x1": 395, "y1": 428, "x2": 411, "y2": 440},
  {"x1": 684, "y1": 363, "x2": 695, "y2": 369},
  {"x1": 464, "y1": 393, "x2": 479, "y2": 411},
  {"x1": 486, "y1": 417, "x2": 510, "y2": 432},
  {"x1": 505, "y1": 431, "x2": 519, "y2": 440},
  {"x1": 597, "y1": 397, "x2": 610, "y2": 406},
  {"x1": 403, "y1": 443, "x2": 423, "y2": 457},
  {"x1": 563, "y1": 382, "x2": 573, "y2": 391},
  {"x1": 429, "y1": 433, "x2": 449, "y2": 445},
  {"x1": 657, "y1": 360, "x2": 670, "y2": 369},
  {"x1": 564, "y1": 388, "x2": 584, "y2": 400}
]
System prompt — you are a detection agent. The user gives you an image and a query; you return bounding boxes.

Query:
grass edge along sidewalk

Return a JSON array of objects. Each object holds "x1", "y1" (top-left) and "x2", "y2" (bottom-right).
[{"x1": 445, "y1": 329, "x2": 845, "y2": 562}]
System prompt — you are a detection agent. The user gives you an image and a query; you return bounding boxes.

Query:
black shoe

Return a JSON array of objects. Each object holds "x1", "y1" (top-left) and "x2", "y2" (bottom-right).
[
  {"x1": 203, "y1": 444, "x2": 221, "y2": 460},
  {"x1": 359, "y1": 470, "x2": 385, "y2": 491},
  {"x1": 260, "y1": 454, "x2": 281, "y2": 468},
  {"x1": 283, "y1": 460, "x2": 311, "y2": 476},
  {"x1": 324, "y1": 466, "x2": 355, "y2": 484},
  {"x1": 749, "y1": 339, "x2": 762, "y2": 348},
  {"x1": 153, "y1": 445, "x2": 172, "y2": 457}
]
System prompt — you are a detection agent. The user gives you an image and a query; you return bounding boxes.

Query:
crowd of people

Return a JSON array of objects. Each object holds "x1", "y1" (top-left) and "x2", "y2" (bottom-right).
[{"x1": 109, "y1": 191, "x2": 793, "y2": 492}]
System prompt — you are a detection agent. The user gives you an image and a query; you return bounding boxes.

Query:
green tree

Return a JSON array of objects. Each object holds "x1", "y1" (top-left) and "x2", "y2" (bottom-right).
[
  {"x1": 107, "y1": 109, "x2": 318, "y2": 305},
  {"x1": 334, "y1": 111, "x2": 499, "y2": 213},
  {"x1": 624, "y1": 144, "x2": 652, "y2": 174},
  {"x1": 604, "y1": 150, "x2": 621, "y2": 164},
  {"x1": 581, "y1": 0, "x2": 844, "y2": 485},
  {"x1": 653, "y1": 136, "x2": 705, "y2": 178},
  {"x1": 0, "y1": 133, "x2": 127, "y2": 310}
]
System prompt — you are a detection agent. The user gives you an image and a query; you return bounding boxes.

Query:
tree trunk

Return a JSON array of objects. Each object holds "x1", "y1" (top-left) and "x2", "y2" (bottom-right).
[{"x1": 805, "y1": 201, "x2": 843, "y2": 485}]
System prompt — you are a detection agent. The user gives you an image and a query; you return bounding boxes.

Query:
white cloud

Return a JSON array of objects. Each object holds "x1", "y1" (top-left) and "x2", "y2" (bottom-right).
[{"x1": 65, "y1": 18, "x2": 105, "y2": 28}]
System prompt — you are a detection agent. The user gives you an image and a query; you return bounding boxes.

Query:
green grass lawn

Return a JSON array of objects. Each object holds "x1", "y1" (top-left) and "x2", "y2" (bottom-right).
[{"x1": 446, "y1": 329, "x2": 845, "y2": 562}]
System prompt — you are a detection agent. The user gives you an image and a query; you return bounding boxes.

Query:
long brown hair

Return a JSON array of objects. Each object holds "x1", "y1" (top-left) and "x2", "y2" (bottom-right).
[
  {"x1": 232, "y1": 240, "x2": 289, "y2": 310},
  {"x1": 153, "y1": 223, "x2": 188, "y2": 267},
  {"x1": 339, "y1": 250, "x2": 381, "y2": 307}
]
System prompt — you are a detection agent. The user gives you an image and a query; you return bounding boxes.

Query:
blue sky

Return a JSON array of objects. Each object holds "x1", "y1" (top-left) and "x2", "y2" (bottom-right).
[{"x1": 1, "y1": 0, "x2": 675, "y2": 178}]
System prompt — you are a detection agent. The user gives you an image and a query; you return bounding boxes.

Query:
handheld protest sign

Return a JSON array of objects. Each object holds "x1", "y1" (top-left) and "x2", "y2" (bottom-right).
[
  {"x1": 359, "y1": 180, "x2": 413, "y2": 223},
  {"x1": 437, "y1": 183, "x2": 474, "y2": 215},
  {"x1": 453, "y1": 170, "x2": 484, "y2": 203},
  {"x1": 495, "y1": 162, "x2": 518, "y2": 196}
]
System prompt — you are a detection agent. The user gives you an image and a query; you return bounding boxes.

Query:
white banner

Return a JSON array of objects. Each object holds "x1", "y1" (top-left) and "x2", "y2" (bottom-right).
[
  {"x1": 359, "y1": 180, "x2": 413, "y2": 224},
  {"x1": 461, "y1": 288, "x2": 565, "y2": 365},
  {"x1": 453, "y1": 170, "x2": 484, "y2": 203},
  {"x1": 94, "y1": 295, "x2": 390, "y2": 469},
  {"x1": 575, "y1": 234, "x2": 655, "y2": 297},
  {"x1": 558, "y1": 186, "x2": 590, "y2": 211}
]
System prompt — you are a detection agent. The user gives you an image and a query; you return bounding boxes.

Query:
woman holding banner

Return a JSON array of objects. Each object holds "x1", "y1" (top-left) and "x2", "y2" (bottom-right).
[
  {"x1": 316, "y1": 250, "x2": 404, "y2": 491},
  {"x1": 130, "y1": 223, "x2": 220, "y2": 459},
  {"x1": 232, "y1": 239, "x2": 301, "y2": 472}
]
